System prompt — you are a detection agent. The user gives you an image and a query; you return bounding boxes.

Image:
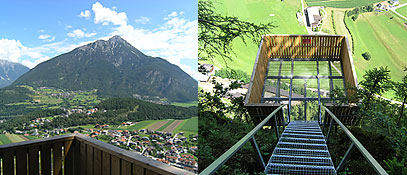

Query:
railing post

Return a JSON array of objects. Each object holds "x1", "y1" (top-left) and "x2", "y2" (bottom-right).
[
  {"x1": 274, "y1": 114, "x2": 279, "y2": 139},
  {"x1": 249, "y1": 137, "x2": 265, "y2": 170},
  {"x1": 336, "y1": 143, "x2": 355, "y2": 172},
  {"x1": 326, "y1": 116, "x2": 334, "y2": 144}
]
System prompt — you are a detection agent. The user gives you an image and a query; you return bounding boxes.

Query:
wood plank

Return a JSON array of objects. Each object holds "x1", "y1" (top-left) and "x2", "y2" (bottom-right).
[
  {"x1": 53, "y1": 142, "x2": 63, "y2": 175},
  {"x1": 28, "y1": 146, "x2": 40, "y2": 175},
  {"x1": 111, "y1": 155, "x2": 120, "y2": 175},
  {"x1": 86, "y1": 144, "x2": 94, "y2": 175},
  {"x1": 64, "y1": 140, "x2": 74, "y2": 175},
  {"x1": 3, "y1": 151, "x2": 15, "y2": 175},
  {"x1": 121, "y1": 160, "x2": 131, "y2": 175},
  {"x1": 16, "y1": 148, "x2": 28, "y2": 175},
  {"x1": 146, "y1": 169, "x2": 160, "y2": 175},
  {"x1": 73, "y1": 140, "x2": 80, "y2": 175},
  {"x1": 102, "y1": 151, "x2": 111, "y2": 175},
  {"x1": 133, "y1": 165, "x2": 145, "y2": 175},
  {"x1": 94, "y1": 148, "x2": 102, "y2": 175},
  {"x1": 79, "y1": 142, "x2": 87, "y2": 175},
  {"x1": 41, "y1": 144, "x2": 52, "y2": 175}
]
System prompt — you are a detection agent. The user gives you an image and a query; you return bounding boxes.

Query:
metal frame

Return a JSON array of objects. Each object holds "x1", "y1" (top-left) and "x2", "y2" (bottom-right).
[
  {"x1": 262, "y1": 58, "x2": 347, "y2": 123},
  {"x1": 323, "y1": 106, "x2": 388, "y2": 175},
  {"x1": 199, "y1": 105, "x2": 286, "y2": 175}
]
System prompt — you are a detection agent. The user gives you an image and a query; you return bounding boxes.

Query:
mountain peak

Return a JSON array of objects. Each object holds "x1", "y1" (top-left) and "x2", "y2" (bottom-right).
[{"x1": 109, "y1": 35, "x2": 125, "y2": 42}]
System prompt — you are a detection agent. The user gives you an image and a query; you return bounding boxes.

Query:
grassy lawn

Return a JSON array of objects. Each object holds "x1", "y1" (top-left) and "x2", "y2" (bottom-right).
[
  {"x1": 6, "y1": 134, "x2": 27, "y2": 142},
  {"x1": 396, "y1": 4, "x2": 407, "y2": 17},
  {"x1": 305, "y1": 0, "x2": 382, "y2": 8},
  {"x1": 201, "y1": 0, "x2": 307, "y2": 75},
  {"x1": 171, "y1": 101, "x2": 198, "y2": 107},
  {"x1": 179, "y1": 117, "x2": 198, "y2": 132},
  {"x1": 0, "y1": 134, "x2": 11, "y2": 144},
  {"x1": 345, "y1": 12, "x2": 407, "y2": 98}
]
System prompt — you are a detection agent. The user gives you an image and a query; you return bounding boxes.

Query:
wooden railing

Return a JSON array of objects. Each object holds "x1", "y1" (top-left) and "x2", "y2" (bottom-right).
[{"x1": 0, "y1": 133, "x2": 195, "y2": 175}]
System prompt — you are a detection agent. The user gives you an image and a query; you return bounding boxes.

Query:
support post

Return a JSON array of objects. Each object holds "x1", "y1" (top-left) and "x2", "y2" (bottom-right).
[
  {"x1": 288, "y1": 58, "x2": 294, "y2": 122},
  {"x1": 317, "y1": 58, "x2": 322, "y2": 124},
  {"x1": 274, "y1": 115, "x2": 280, "y2": 139},
  {"x1": 336, "y1": 143, "x2": 355, "y2": 172},
  {"x1": 326, "y1": 116, "x2": 334, "y2": 144},
  {"x1": 250, "y1": 137, "x2": 265, "y2": 170},
  {"x1": 304, "y1": 80, "x2": 307, "y2": 121}
]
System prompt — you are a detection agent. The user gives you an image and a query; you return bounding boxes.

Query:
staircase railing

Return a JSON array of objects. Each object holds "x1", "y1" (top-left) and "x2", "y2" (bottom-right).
[
  {"x1": 199, "y1": 104, "x2": 286, "y2": 175},
  {"x1": 323, "y1": 106, "x2": 388, "y2": 175}
]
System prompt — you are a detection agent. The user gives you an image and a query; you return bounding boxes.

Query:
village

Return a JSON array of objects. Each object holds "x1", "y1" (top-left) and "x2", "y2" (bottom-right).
[{"x1": 9, "y1": 106, "x2": 198, "y2": 173}]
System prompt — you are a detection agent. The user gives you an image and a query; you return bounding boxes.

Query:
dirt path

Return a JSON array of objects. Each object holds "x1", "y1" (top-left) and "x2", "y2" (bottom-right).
[
  {"x1": 162, "y1": 120, "x2": 183, "y2": 132},
  {"x1": 146, "y1": 121, "x2": 169, "y2": 131}
]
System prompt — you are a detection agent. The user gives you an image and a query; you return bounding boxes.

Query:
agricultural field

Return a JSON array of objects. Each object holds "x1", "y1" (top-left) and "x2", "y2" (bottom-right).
[
  {"x1": 201, "y1": 0, "x2": 307, "y2": 74},
  {"x1": 0, "y1": 134, "x2": 29, "y2": 145},
  {"x1": 396, "y1": 4, "x2": 407, "y2": 17},
  {"x1": 305, "y1": 0, "x2": 382, "y2": 8},
  {"x1": 344, "y1": 12, "x2": 407, "y2": 97},
  {"x1": 320, "y1": 8, "x2": 353, "y2": 48},
  {"x1": 171, "y1": 101, "x2": 198, "y2": 107},
  {"x1": 120, "y1": 117, "x2": 198, "y2": 135}
]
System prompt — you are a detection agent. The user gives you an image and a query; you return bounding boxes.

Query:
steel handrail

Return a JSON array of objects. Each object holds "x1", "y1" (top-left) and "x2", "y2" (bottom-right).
[
  {"x1": 199, "y1": 104, "x2": 286, "y2": 175},
  {"x1": 323, "y1": 106, "x2": 388, "y2": 175}
]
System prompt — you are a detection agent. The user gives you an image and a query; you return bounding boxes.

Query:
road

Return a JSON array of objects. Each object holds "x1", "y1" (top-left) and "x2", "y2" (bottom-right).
[{"x1": 390, "y1": 3, "x2": 407, "y2": 21}]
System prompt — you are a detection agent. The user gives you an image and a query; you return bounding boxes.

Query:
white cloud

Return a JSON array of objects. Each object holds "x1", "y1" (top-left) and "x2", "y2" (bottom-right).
[
  {"x1": 90, "y1": 2, "x2": 197, "y2": 78},
  {"x1": 135, "y1": 16, "x2": 151, "y2": 24},
  {"x1": 67, "y1": 29, "x2": 96, "y2": 38},
  {"x1": 21, "y1": 56, "x2": 50, "y2": 68},
  {"x1": 92, "y1": 2, "x2": 127, "y2": 26},
  {"x1": 65, "y1": 25, "x2": 73, "y2": 30},
  {"x1": 39, "y1": 29, "x2": 45, "y2": 33},
  {"x1": 38, "y1": 35, "x2": 55, "y2": 42},
  {"x1": 38, "y1": 35, "x2": 50, "y2": 40},
  {"x1": 79, "y1": 10, "x2": 91, "y2": 19}
]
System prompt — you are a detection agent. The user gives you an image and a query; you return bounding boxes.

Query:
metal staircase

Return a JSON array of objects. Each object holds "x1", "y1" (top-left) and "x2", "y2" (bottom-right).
[{"x1": 265, "y1": 120, "x2": 336, "y2": 175}]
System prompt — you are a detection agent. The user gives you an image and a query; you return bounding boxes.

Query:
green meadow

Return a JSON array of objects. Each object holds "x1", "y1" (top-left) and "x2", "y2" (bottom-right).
[
  {"x1": 344, "y1": 12, "x2": 407, "y2": 97},
  {"x1": 201, "y1": 0, "x2": 307, "y2": 74},
  {"x1": 305, "y1": 0, "x2": 382, "y2": 8},
  {"x1": 396, "y1": 5, "x2": 407, "y2": 17}
]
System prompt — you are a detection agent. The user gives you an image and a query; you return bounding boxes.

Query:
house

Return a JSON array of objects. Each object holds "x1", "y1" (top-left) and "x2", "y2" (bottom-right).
[
  {"x1": 391, "y1": 0, "x2": 399, "y2": 5},
  {"x1": 198, "y1": 64, "x2": 216, "y2": 82},
  {"x1": 305, "y1": 7, "x2": 322, "y2": 29}
]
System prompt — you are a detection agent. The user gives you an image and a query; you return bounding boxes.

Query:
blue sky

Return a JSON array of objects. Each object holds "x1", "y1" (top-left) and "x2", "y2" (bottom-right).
[{"x1": 0, "y1": 0, "x2": 198, "y2": 78}]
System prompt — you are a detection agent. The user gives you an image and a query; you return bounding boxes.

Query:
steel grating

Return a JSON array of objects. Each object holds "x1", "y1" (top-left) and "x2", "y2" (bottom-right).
[{"x1": 265, "y1": 120, "x2": 336, "y2": 175}]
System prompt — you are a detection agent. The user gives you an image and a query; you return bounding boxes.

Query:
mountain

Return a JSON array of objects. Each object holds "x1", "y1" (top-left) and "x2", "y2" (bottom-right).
[
  {"x1": 12, "y1": 36, "x2": 197, "y2": 102},
  {"x1": 0, "y1": 60, "x2": 30, "y2": 88}
]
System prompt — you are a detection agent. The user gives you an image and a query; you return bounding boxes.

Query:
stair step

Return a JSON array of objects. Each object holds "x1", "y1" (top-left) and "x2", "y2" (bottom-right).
[
  {"x1": 276, "y1": 142, "x2": 327, "y2": 150},
  {"x1": 270, "y1": 155, "x2": 334, "y2": 166},
  {"x1": 273, "y1": 148, "x2": 331, "y2": 157},
  {"x1": 284, "y1": 130, "x2": 323, "y2": 135},
  {"x1": 281, "y1": 133, "x2": 325, "y2": 139},
  {"x1": 284, "y1": 128, "x2": 322, "y2": 132},
  {"x1": 279, "y1": 137, "x2": 326, "y2": 144},
  {"x1": 266, "y1": 163, "x2": 336, "y2": 175}
]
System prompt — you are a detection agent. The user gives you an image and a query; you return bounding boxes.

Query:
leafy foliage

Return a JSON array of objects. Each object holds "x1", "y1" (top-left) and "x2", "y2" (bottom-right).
[
  {"x1": 214, "y1": 68, "x2": 251, "y2": 83},
  {"x1": 199, "y1": 80, "x2": 277, "y2": 174},
  {"x1": 198, "y1": 0, "x2": 274, "y2": 63},
  {"x1": 362, "y1": 52, "x2": 371, "y2": 61}
]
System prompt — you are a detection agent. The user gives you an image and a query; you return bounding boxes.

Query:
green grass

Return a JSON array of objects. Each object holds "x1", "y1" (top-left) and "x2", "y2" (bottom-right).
[
  {"x1": 344, "y1": 12, "x2": 407, "y2": 98},
  {"x1": 0, "y1": 134, "x2": 11, "y2": 144},
  {"x1": 171, "y1": 101, "x2": 198, "y2": 107},
  {"x1": 201, "y1": 0, "x2": 307, "y2": 74},
  {"x1": 0, "y1": 134, "x2": 26, "y2": 145},
  {"x1": 305, "y1": 0, "x2": 382, "y2": 8},
  {"x1": 396, "y1": 4, "x2": 407, "y2": 17},
  {"x1": 179, "y1": 117, "x2": 198, "y2": 132},
  {"x1": 158, "y1": 120, "x2": 175, "y2": 131}
]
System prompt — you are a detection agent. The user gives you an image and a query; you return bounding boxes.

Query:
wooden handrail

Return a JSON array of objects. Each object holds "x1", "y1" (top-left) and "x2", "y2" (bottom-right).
[
  {"x1": 0, "y1": 134, "x2": 75, "y2": 153},
  {"x1": 0, "y1": 133, "x2": 195, "y2": 175},
  {"x1": 74, "y1": 133, "x2": 195, "y2": 175}
]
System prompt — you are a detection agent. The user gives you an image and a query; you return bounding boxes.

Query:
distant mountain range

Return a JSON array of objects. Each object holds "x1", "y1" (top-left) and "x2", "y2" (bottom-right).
[
  {"x1": 0, "y1": 60, "x2": 29, "y2": 88},
  {"x1": 12, "y1": 35, "x2": 197, "y2": 102}
]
